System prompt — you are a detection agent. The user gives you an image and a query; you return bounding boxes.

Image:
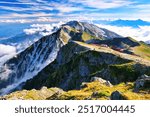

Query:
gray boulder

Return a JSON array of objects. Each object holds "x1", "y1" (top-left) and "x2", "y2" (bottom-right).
[
  {"x1": 110, "y1": 91, "x2": 126, "y2": 100},
  {"x1": 80, "y1": 82, "x2": 88, "y2": 89},
  {"x1": 90, "y1": 77, "x2": 113, "y2": 87},
  {"x1": 134, "y1": 74, "x2": 150, "y2": 92}
]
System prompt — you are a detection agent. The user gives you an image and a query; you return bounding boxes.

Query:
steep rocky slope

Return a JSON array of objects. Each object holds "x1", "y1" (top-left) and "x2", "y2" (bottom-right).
[
  {"x1": 23, "y1": 41, "x2": 150, "y2": 91},
  {"x1": 0, "y1": 31, "x2": 64, "y2": 95}
]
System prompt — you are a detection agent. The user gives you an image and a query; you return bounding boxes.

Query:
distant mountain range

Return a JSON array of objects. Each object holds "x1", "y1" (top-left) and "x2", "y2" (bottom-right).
[
  {"x1": 0, "y1": 23, "x2": 31, "y2": 39},
  {"x1": 94, "y1": 19, "x2": 150, "y2": 28},
  {"x1": 146, "y1": 40, "x2": 150, "y2": 44}
]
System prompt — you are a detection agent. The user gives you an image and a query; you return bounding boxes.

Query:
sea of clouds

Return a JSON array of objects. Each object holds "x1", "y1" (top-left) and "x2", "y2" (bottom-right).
[
  {"x1": 96, "y1": 24, "x2": 150, "y2": 42},
  {"x1": 0, "y1": 44, "x2": 16, "y2": 65},
  {"x1": 0, "y1": 22, "x2": 64, "y2": 64},
  {"x1": 0, "y1": 44, "x2": 16, "y2": 57}
]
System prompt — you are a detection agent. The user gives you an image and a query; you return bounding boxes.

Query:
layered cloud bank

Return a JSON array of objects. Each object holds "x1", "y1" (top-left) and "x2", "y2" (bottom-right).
[
  {"x1": 96, "y1": 24, "x2": 150, "y2": 42},
  {"x1": 23, "y1": 22, "x2": 63, "y2": 36},
  {"x1": 0, "y1": 44, "x2": 16, "y2": 65}
]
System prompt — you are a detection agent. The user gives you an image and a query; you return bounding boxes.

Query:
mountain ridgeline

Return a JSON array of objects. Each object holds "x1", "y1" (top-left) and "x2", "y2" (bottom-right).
[{"x1": 0, "y1": 21, "x2": 150, "y2": 97}]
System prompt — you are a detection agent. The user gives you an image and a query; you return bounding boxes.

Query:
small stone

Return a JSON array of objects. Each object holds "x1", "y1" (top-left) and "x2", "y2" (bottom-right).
[
  {"x1": 90, "y1": 77, "x2": 106, "y2": 83},
  {"x1": 92, "y1": 91, "x2": 99, "y2": 97},
  {"x1": 139, "y1": 74, "x2": 149, "y2": 79},
  {"x1": 80, "y1": 82, "x2": 88, "y2": 89},
  {"x1": 84, "y1": 97, "x2": 92, "y2": 100},
  {"x1": 110, "y1": 91, "x2": 126, "y2": 100},
  {"x1": 90, "y1": 77, "x2": 113, "y2": 87}
]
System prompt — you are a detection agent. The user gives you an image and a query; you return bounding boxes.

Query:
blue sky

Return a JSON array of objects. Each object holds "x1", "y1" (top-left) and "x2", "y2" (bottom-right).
[{"x1": 0, "y1": 0, "x2": 150, "y2": 23}]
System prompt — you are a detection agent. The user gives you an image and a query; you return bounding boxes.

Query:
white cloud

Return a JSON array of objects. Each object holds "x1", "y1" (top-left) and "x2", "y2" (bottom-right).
[
  {"x1": 49, "y1": 2, "x2": 84, "y2": 13},
  {"x1": 0, "y1": 12, "x2": 54, "y2": 19},
  {"x1": 1, "y1": 0, "x2": 150, "y2": 22},
  {"x1": 0, "y1": 12, "x2": 57, "y2": 23},
  {"x1": 96, "y1": 24, "x2": 150, "y2": 42},
  {"x1": 0, "y1": 0, "x2": 81, "y2": 13},
  {"x1": 55, "y1": 5, "x2": 83, "y2": 13},
  {"x1": 23, "y1": 22, "x2": 64, "y2": 35},
  {"x1": 0, "y1": 44, "x2": 16, "y2": 57},
  {"x1": 11, "y1": 12, "x2": 54, "y2": 18},
  {"x1": 0, "y1": 1, "x2": 35, "y2": 5},
  {"x1": 0, "y1": 5, "x2": 54, "y2": 12},
  {"x1": 69, "y1": 0, "x2": 134, "y2": 9},
  {"x1": 23, "y1": 24, "x2": 53, "y2": 35}
]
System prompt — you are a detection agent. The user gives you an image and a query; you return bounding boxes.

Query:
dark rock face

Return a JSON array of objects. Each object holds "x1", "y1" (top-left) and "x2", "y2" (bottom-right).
[
  {"x1": 23, "y1": 41, "x2": 132, "y2": 91},
  {"x1": 110, "y1": 91, "x2": 126, "y2": 100},
  {"x1": 134, "y1": 74, "x2": 150, "y2": 92}
]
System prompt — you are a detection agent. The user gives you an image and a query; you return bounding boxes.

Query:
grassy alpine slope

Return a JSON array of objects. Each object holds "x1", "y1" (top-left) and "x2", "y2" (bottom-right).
[{"x1": 1, "y1": 81, "x2": 149, "y2": 100}]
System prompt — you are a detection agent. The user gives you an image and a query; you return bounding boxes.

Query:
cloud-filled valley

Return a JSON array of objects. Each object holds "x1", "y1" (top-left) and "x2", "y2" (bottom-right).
[{"x1": 96, "y1": 24, "x2": 150, "y2": 42}]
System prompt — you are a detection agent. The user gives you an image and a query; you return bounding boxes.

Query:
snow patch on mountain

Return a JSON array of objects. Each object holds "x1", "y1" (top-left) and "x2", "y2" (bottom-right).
[{"x1": 0, "y1": 30, "x2": 64, "y2": 96}]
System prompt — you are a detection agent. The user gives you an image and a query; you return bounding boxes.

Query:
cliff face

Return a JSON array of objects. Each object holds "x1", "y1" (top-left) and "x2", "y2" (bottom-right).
[{"x1": 0, "y1": 31, "x2": 65, "y2": 95}]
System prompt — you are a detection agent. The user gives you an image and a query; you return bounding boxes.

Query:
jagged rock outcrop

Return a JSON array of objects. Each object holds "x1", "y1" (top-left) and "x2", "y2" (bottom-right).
[
  {"x1": 134, "y1": 74, "x2": 150, "y2": 92},
  {"x1": 90, "y1": 77, "x2": 113, "y2": 87},
  {"x1": 0, "y1": 87, "x2": 64, "y2": 100},
  {"x1": 62, "y1": 21, "x2": 122, "y2": 40}
]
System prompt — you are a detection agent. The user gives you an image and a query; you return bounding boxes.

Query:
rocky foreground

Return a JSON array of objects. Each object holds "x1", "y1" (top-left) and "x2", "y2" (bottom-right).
[{"x1": 0, "y1": 75, "x2": 149, "y2": 100}]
